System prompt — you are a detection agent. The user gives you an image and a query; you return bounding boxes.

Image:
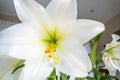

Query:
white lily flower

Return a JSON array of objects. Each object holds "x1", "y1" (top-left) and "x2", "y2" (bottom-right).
[
  {"x1": 102, "y1": 34, "x2": 120, "y2": 76},
  {"x1": 0, "y1": 0, "x2": 105, "y2": 79},
  {"x1": 0, "y1": 56, "x2": 23, "y2": 80}
]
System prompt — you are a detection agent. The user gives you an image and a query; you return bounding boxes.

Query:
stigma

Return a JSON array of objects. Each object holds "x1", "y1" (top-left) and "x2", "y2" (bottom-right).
[{"x1": 44, "y1": 43, "x2": 60, "y2": 64}]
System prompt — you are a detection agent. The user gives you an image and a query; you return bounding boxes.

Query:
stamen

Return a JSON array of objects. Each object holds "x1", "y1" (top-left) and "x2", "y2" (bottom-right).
[
  {"x1": 44, "y1": 43, "x2": 60, "y2": 64},
  {"x1": 53, "y1": 56, "x2": 60, "y2": 64},
  {"x1": 45, "y1": 48, "x2": 51, "y2": 54},
  {"x1": 48, "y1": 54, "x2": 52, "y2": 58}
]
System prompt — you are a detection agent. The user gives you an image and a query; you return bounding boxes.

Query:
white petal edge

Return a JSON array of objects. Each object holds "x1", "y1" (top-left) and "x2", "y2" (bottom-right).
[
  {"x1": 55, "y1": 49, "x2": 89, "y2": 77},
  {"x1": 75, "y1": 19, "x2": 105, "y2": 44},
  {"x1": 109, "y1": 67, "x2": 117, "y2": 76},
  {"x1": 1, "y1": 67, "x2": 22, "y2": 80},
  {"x1": 102, "y1": 54, "x2": 117, "y2": 76},
  {"x1": 14, "y1": 0, "x2": 51, "y2": 26},
  {"x1": 0, "y1": 55, "x2": 21, "y2": 79},
  {"x1": 22, "y1": 55, "x2": 54, "y2": 80},
  {"x1": 114, "y1": 51, "x2": 120, "y2": 59},
  {"x1": 56, "y1": 38, "x2": 92, "y2": 77},
  {"x1": 47, "y1": 0, "x2": 77, "y2": 22},
  {"x1": 14, "y1": 0, "x2": 43, "y2": 22},
  {"x1": 59, "y1": 38, "x2": 92, "y2": 72},
  {"x1": 110, "y1": 59, "x2": 120, "y2": 71},
  {"x1": 57, "y1": 19, "x2": 105, "y2": 45},
  {"x1": 0, "y1": 23, "x2": 44, "y2": 59},
  {"x1": 111, "y1": 34, "x2": 120, "y2": 42}
]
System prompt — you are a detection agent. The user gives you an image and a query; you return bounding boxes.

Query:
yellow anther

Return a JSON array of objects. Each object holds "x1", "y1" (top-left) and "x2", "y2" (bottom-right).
[
  {"x1": 44, "y1": 43, "x2": 60, "y2": 64},
  {"x1": 45, "y1": 50, "x2": 48, "y2": 54},
  {"x1": 45, "y1": 50, "x2": 49, "y2": 54},
  {"x1": 48, "y1": 54, "x2": 52, "y2": 58},
  {"x1": 45, "y1": 48, "x2": 51, "y2": 53},
  {"x1": 47, "y1": 48, "x2": 51, "y2": 53},
  {"x1": 53, "y1": 49, "x2": 56, "y2": 52},
  {"x1": 51, "y1": 43, "x2": 57, "y2": 49}
]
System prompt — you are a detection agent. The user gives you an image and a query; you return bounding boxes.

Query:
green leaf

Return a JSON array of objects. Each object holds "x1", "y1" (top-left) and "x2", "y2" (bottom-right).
[
  {"x1": 86, "y1": 76, "x2": 96, "y2": 80},
  {"x1": 100, "y1": 75, "x2": 119, "y2": 80},
  {"x1": 47, "y1": 69, "x2": 56, "y2": 80},
  {"x1": 89, "y1": 43, "x2": 97, "y2": 68},
  {"x1": 89, "y1": 33, "x2": 103, "y2": 68},
  {"x1": 93, "y1": 68, "x2": 100, "y2": 80},
  {"x1": 60, "y1": 72, "x2": 69, "y2": 80},
  {"x1": 75, "y1": 78, "x2": 85, "y2": 80},
  {"x1": 47, "y1": 78, "x2": 55, "y2": 80},
  {"x1": 92, "y1": 33, "x2": 103, "y2": 45},
  {"x1": 96, "y1": 52, "x2": 103, "y2": 68}
]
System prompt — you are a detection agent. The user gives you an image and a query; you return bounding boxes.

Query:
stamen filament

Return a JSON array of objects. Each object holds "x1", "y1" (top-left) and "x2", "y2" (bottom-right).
[{"x1": 44, "y1": 43, "x2": 60, "y2": 64}]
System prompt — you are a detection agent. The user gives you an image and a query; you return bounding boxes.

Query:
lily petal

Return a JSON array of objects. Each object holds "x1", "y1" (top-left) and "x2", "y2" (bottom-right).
[
  {"x1": 112, "y1": 34, "x2": 120, "y2": 42},
  {"x1": 56, "y1": 38, "x2": 92, "y2": 77},
  {"x1": 114, "y1": 51, "x2": 120, "y2": 59},
  {"x1": 0, "y1": 23, "x2": 43, "y2": 59},
  {"x1": 58, "y1": 19, "x2": 104, "y2": 44},
  {"x1": 102, "y1": 54, "x2": 112, "y2": 69},
  {"x1": 109, "y1": 67, "x2": 116, "y2": 76},
  {"x1": 22, "y1": 55, "x2": 54, "y2": 80},
  {"x1": 105, "y1": 42, "x2": 120, "y2": 56},
  {"x1": 102, "y1": 34, "x2": 120, "y2": 76},
  {"x1": 59, "y1": 38, "x2": 92, "y2": 72},
  {"x1": 0, "y1": 55, "x2": 21, "y2": 79},
  {"x1": 1, "y1": 67, "x2": 22, "y2": 80},
  {"x1": 75, "y1": 19, "x2": 105, "y2": 44},
  {"x1": 14, "y1": 0, "x2": 51, "y2": 26},
  {"x1": 103, "y1": 55, "x2": 117, "y2": 76},
  {"x1": 47, "y1": 0, "x2": 77, "y2": 22},
  {"x1": 56, "y1": 49, "x2": 89, "y2": 77},
  {"x1": 110, "y1": 59, "x2": 120, "y2": 71}
]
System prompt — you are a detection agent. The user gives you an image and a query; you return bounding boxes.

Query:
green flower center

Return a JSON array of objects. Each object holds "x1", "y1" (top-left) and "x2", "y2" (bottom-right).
[
  {"x1": 105, "y1": 47, "x2": 119, "y2": 61},
  {"x1": 42, "y1": 28, "x2": 62, "y2": 46},
  {"x1": 41, "y1": 28, "x2": 62, "y2": 64}
]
